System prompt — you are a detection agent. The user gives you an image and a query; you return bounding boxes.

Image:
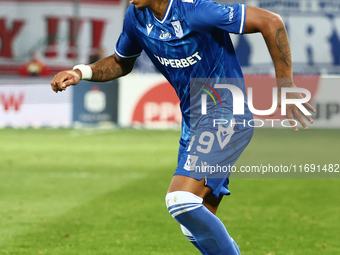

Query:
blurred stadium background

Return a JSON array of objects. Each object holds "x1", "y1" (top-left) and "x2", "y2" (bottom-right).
[{"x1": 0, "y1": 0, "x2": 339, "y2": 254}]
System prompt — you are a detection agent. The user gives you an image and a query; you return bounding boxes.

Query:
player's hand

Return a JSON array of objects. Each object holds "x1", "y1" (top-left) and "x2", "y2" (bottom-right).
[
  {"x1": 50, "y1": 69, "x2": 82, "y2": 93},
  {"x1": 276, "y1": 86, "x2": 316, "y2": 131}
]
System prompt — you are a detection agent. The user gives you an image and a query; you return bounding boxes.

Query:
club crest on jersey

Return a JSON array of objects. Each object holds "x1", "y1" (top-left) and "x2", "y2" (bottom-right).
[
  {"x1": 159, "y1": 30, "x2": 172, "y2": 39},
  {"x1": 171, "y1": 20, "x2": 183, "y2": 38}
]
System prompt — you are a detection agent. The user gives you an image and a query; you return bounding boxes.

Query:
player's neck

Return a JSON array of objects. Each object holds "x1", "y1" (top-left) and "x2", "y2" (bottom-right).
[{"x1": 149, "y1": 0, "x2": 169, "y2": 20}]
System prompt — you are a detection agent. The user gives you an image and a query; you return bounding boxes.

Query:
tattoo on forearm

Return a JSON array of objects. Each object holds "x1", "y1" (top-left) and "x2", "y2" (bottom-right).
[
  {"x1": 275, "y1": 27, "x2": 292, "y2": 68},
  {"x1": 93, "y1": 63, "x2": 122, "y2": 81}
]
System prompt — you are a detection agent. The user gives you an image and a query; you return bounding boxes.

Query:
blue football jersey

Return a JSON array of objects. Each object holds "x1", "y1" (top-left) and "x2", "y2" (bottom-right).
[{"x1": 115, "y1": 0, "x2": 253, "y2": 140}]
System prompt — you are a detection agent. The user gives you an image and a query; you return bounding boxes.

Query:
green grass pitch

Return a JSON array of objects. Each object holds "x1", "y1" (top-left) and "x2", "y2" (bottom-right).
[{"x1": 0, "y1": 128, "x2": 339, "y2": 255}]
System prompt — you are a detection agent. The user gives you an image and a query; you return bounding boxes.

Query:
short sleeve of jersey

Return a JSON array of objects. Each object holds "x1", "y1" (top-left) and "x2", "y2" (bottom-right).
[
  {"x1": 186, "y1": 0, "x2": 246, "y2": 35},
  {"x1": 115, "y1": 6, "x2": 143, "y2": 58}
]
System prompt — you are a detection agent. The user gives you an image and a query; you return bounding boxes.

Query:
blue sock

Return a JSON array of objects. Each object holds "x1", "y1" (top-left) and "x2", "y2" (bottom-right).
[
  {"x1": 166, "y1": 191, "x2": 240, "y2": 255},
  {"x1": 231, "y1": 237, "x2": 241, "y2": 255},
  {"x1": 181, "y1": 225, "x2": 208, "y2": 255}
]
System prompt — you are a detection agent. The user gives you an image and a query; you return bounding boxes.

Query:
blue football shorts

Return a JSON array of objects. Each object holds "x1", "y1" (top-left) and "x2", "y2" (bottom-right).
[{"x1": 174, "y1": 123, "x2": 254, "y2": 198}]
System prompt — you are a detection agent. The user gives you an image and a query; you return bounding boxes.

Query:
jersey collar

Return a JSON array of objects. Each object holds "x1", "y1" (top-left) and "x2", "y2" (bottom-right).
[{"x1": 152, "y1": 0, "x2": 174, "y2": 24}]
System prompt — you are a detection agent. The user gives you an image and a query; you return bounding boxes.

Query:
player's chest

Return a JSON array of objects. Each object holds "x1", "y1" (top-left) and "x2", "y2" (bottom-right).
[
  {"x1": 134, "y1": 8, "x2": 198, "y2": 45},
  {"x1": 137, "y1": 19, "x2": 188, "y2": 42},
  {"x1": 135, "y1": 19, "x2": 208, "y2": 60}
]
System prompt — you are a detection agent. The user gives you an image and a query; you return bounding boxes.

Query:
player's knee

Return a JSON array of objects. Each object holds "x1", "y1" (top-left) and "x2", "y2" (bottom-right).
[{"x1": 165, "y1": 191, "x2": 203, "y2": 218}]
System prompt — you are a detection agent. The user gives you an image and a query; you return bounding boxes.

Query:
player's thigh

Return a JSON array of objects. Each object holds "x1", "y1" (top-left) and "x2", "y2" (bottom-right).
[
  {"x1": 167, "y1": 175, "x2": 212, "y2": 199},
  {"x1": 203, "y1": 192, "x2": 223, "y2": 215},
  {"x1": 167, "y1": 175, "x2": 223, "y2": 214}
]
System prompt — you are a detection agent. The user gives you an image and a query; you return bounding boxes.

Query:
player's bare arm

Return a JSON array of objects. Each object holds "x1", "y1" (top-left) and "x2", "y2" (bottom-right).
[
  {"x1": 50, "y1": 54, "x2": 136, "y2": 93},
  {"x1": 244, "y1": 6, "x2": 316, "y2": 131},
  {"x1": 89, "y1": 54, "x2": 136, "y2": 81}
]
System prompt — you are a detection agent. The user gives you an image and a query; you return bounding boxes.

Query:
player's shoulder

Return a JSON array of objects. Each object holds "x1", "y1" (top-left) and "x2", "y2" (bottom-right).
[
  {"x1": 182, "y1": 0, "x2": 244, "y2": 33},
  {"x1": 125, "y1": 4, "x2": 147, "y2": 20},
  {"x1": 123, "y1": 4, "x2": 135, "y2": 24},
  {"x1": 175, "y1": 0, "x2": 204, "y2": 12},
  {"x1": 179, "y1": 0, "x2": 218, "y2": 32},
  {"x1": 124, "y1": 4, "x2": 150, "y2": 28},
  {"x1": 175, "y1": 0, "x2": 202, "y2": 20},
  {"x1": 174, "y1": 0, "x2": 207, "y2": 14},
  {"x1": 176, "y1": 0, "x2": 209, "y2": 6},
  {"x1": 125, "y1": 4, "x2": 140, "y2": 19},
  {"x1": 178, "y1": 0, "x2": 194, "y2": 4},
  {"x1": 178, "y1": 0, "x2": 216, "y2": 9}
]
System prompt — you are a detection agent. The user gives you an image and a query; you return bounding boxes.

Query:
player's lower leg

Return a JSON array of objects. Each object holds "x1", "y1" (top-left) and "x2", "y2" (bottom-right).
[
  {"x1": 180, "y1": 225, "x2": 208, "y2": 255},
  {"x1": 179, "y1": 193, "x2": 235, "y2": 255},
  {"x1": 231, "y1": 237, "x2": 241, "y2": 255},
  {"x1": 180, "y1": 220, "x2": 241, "y2": 255},
  {"x1": 166, "y1": 191, "x2": 240, "y2": 255}
]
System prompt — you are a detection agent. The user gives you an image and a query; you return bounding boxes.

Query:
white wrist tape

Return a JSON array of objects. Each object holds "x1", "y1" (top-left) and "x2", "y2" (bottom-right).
[{"x1": 73, "y1": 64, "x2": 93, "y2": 80}]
